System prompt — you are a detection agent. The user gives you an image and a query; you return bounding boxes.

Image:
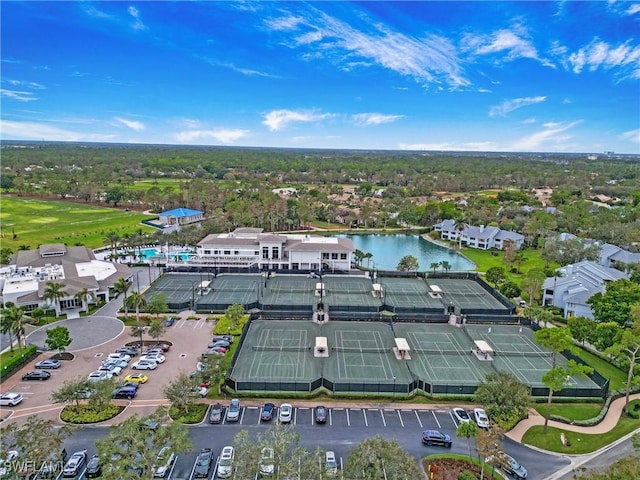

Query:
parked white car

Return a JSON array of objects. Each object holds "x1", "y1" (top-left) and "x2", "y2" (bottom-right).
[
  {"x1": 152, "y1": 446, "x2": 175, "y2": 478},
  {"x1": 217, "y1": 446, "x2": 234, "y2": 478},
  {"x1": 278, "y1": 403, "x2": 293, "y2": 423},
  {"x1": 140, "y1": 353, "x2": 165, "y2": 364},
  {"x1": 473, "y1": 408, "x2": 490, "y2": 428},
  {"x1": 0, "y1": 392, "x2": 24, "y2": 407},
  {"x1": 132, "y1": 360, "x2": 158, "y2": 370},
  {"x1": 107, "y1": 353, "x2": 131, "y2": 362},
  {"x1": 87, "y1": 370, "x2": 112, "y2": 381}
]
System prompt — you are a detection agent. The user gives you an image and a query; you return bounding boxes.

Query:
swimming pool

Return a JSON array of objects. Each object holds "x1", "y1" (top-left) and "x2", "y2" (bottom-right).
[{"x1": 139, "y1": 248, "x2": 193, "y2": 262}]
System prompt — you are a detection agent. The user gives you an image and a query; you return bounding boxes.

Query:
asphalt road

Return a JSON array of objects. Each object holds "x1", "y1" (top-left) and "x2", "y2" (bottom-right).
[{"x1": 57, "y1": 404, "x2": 569, "y2": 480}]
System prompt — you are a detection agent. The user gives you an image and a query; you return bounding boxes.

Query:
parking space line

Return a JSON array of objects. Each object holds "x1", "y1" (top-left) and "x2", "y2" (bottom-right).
[
  {"x1": 346, "y1": 408, "x2": 350, "y2": 426},
  {"x1": 362, "y1": 409, "x2": 368, "y2": 427},
  {"x1": 293, "y1": 408, "x2": 297, "y2": 425},
  {"x1": 432, "y1": 411, "x2": 441, "y2": 428},
  {"x1": 414, "y1": 410, "x2": 423, "y2": 428},
  {"x1": 397, "y1": 410, "x2": 404, "y2": 427},
  {"x1": 239, "y1": 407, "x2": 246, "y2": 424},
  {"x1": 449, "y1": 411, "x2": 457, "y2": 426},
  {"x1": 329, "y1": 408, "x2": 334, "y2": 426}
]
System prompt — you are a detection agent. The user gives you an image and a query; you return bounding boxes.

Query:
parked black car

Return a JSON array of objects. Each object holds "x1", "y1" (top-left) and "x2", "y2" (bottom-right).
[
  {"x1": 193, "y1": 448, "x2": 213, "y2": 478},
  {"x1": 315, "y1": 405, "x2": 327, "y2": 424},
  {"x1": 22, "y1": 370, "x2": 51, "y2": 381},
  {"x1": 85, "y1": 455, "x2": 102, "y2": 478},
  {"x1": 422, "y1": 430, "x2": 452, "y2": 447},
  {"x1": 115, "y1": 346, "x2": 138, "y2": 356},
  {"x1": 112, "y1": 385, "x2": 138, "y2": 399}
]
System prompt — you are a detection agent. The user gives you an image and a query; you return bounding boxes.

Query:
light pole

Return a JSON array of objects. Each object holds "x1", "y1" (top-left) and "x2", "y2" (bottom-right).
[
  {"x1": 392, "y1": 375, "x2": 396, "y2": 402},
  {"x1": 189, "y1": 280, "x2": 199, "y2": 312}
]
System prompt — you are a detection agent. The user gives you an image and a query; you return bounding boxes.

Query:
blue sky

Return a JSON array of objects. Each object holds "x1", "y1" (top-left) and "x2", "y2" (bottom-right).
[{"x1": 1, "y1": 1, "x2": 639, "y2": 153}]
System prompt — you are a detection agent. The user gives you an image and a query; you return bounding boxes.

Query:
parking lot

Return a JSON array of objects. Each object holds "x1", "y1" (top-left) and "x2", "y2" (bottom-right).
[{"x1": 0, "y1": 315, "x2": 221, "y2": 420}]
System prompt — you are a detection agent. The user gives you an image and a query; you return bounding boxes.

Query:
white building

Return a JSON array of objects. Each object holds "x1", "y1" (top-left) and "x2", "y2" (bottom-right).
[
  {"x1": 192, "y1": 228, "x2": 354, "y2": 271},
  {"x1": 541, "y1": 261, "x2": 628, "y2": 319},
  {"x1": 1, "y1": 244, "x2": 133, "y2": 315},
  {"x1": 433, "y1": 219, "x2": 524, "y2": 250}
]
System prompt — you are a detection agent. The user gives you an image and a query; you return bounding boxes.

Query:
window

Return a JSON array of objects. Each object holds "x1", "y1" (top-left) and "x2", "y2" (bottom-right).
[
  {"x1": 340, "y1": 253, "x2": 347, "y2": 260},
  {"x1": 322, "y1": 253, "x2": 329, "y2": 259},
  {"x1": 204, "y1": 250, "x2": 211, "y2": 255},
  {"x1": 262, "y1": 247, "x2": 269, "y2": 259},
  {"x1": 234, "y1": 250, "x2": 239, "y2": 255},
  {"x1": 272, "y1": 247, "x2": 279, "y2": 259},
  {"x1": 224, "y1": 250, "x2": 231, "y2": 255},
  {"x1": 331, "y1": 253, "x2": 338, "y2": 260}
]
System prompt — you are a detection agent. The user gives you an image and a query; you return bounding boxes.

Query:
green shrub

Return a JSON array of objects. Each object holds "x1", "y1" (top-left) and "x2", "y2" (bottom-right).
[
  {"x1": 213, "y1": 315, "x2": 248, "y2": 335},
  {"x1": 0, "y1": 345, "x2": 38, "y2": 380},
  {"x1": 458, "y1": 472, "x2": 478, "y2": 480},
  {"x1": 60, "y1": 404, "x2": 123, "y2": 424},
  {"x1": 169, "y1": 403, "x2": 208, "y2": 424},
  {"x1": 628, "y1": 400, "x2": 640, "y2": 419}
]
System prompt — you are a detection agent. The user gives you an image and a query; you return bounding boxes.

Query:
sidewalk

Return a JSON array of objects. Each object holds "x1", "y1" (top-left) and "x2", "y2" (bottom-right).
[{"x1": 506, "y1": 393, "x2": 640, "y2": 442}]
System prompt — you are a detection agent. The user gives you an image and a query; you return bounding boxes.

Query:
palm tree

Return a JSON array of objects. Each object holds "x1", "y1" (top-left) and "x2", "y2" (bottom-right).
[
  {"x1": 42, "y1": 281, "x2": 68, "y2": 317},
  {"x1": 0, "y1": 308, "x2": 16, "y2": 353},
  {"x1": 441, "y1": 260, "x2": 451, "y2": 273},
  {"x1": 113, "y1": 277, "x2": 132, "y2": 321},
  {"x1": 364, "y1": 252, "x2": 373, "y2": 269},
  {"x1": 104, "y1": 231, "x2": 120, "y2": 262},
  {"x1": 454, "y1": 221, "x2": 466, "y2": 250},
  {"x1": 353, "y1": 249, "x2": 365, "y2": 266},
  {"x1": 1, "y1": 305, "x2": 27, "y2": 353},
  {"x1": 430, "y1": 262, "x2": 440, "y2": 273},
  {"x1": 74, "y1": 287, "x2": 96, "y2": 313},
  {"x1": 127, "y1": 291, "x2": 148, "y2": 347}
]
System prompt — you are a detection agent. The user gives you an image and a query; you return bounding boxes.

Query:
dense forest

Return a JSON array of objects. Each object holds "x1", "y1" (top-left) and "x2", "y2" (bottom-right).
[{"x1": 1, "y1": 141, "x2": 639, "y2": 250}]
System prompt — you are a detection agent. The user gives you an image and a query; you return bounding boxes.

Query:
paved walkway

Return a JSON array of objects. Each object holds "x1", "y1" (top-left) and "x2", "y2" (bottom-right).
[{"x1": 506, "y1": 392, "x2": 640, "y2": 442}]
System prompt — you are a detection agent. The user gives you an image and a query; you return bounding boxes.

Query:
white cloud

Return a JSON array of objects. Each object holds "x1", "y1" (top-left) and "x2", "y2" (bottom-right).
[
  {"x1": 1, "y1": 89, "x2": 39, "y2": 102},
  {"x1": 489, "y1": 96, "x2": 546, "y2": 116},
  {"x1": 175, "y1": 129, "x2": 249, "y2": 144},
  {"x1": 351, "y1": 113, "x2": 403, "y2": 126},
  {"x1": 620, "y1": 128, "x2": 640, "y2": 143},
  {"x1": 464, "y1": 26, "x2": 554, "y2": 67},
  {"x1": 81, "y1": 4, "x2": 113, "y2": 19},
  {"x1": 266, "y1": 8, "x2": 469, "y2": 88},
  {"x1": 265, "y1": 15, "x2": 305, "y2": 31},
  {"x1": 567, "y1": 39, "x2": 640, "y2": 79},
  {"x1": 6, "y1": 79, "x2": 45, "y2": 90},
  {"x1": 262, "y1": 109, "x2": 331, "y2": 131},
  {"x1": 510, "y1": 120, "x2": 581, "y2": 151},
  {"x1": 114, "y1": 117, "x2": 145, "y2": 131},
  {"x1": 0, "y1": 120, "x2": 116, "y2": 142},
  {"x1": 128, "y1": 5, "x2": 147, "y2": 31},
  {"x1": 625, "y1": 4, "x2": 640, "y2": 15}
]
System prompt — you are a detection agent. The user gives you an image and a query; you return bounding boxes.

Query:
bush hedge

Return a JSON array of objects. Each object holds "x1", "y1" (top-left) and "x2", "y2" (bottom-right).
[
  {"x1": 60, "y1": 404, "x2": 123, "y2": 424},
  {"x1": 213, "y1": 315, "x2": 248, "y2": 336},
  {"x1": 628, "y1": 400, "x2": 640, "y2": 419},
  {"x1": 169, "y1": 403, "x2": 208, "y2": 424},
  {"x1": 0, "y1": 345, "x2": 38, "y2": 380}
]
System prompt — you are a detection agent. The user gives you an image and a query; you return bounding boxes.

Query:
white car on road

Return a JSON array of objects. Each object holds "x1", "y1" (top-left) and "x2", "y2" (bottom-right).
[{"x1": 140, "y1": 353, "x2": 165, "y2": 364}]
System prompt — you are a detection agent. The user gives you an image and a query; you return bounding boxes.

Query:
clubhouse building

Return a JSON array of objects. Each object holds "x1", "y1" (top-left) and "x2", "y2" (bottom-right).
[
  {"x1": 188, "y1": 228, "x2": 354, "y2": 272},
  {"x1": 0, "y1": 244, "x2": 133, "y2": 316}
]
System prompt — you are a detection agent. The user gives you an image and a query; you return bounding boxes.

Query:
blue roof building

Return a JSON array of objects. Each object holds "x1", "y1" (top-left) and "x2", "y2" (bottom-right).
[{"x1": 158, "y1": 208, "x2": 204, "y2": 229}]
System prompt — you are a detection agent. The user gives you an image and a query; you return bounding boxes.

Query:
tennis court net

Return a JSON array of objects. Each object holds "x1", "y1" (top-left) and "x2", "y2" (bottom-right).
[
  {"x1": 252, "y1": 345, "x2": 312, "y2": 352},
  {"x1": 267, "y1": 285, "x2": 315, "y2": 293},
  {"x1": 413, "y1": 348, "x2": 471, "y2": 355},
  {"x1": 214, "y1": 284, "x2": 258, "y2": 292},
  {"x1": 494, "y1": 350, "x2": 553, "y2": 358},
  {"x1": 443, "y1": 291, "x2": 486, "y2": 297},
  {"x1": 332, "y1": 346, "x2": 389, "y2": 354}
]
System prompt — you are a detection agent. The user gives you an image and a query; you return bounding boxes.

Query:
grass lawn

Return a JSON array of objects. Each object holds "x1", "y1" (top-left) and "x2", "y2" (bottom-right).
[
  {"x1": 461, "y1": 246, "x2": 555, "y2": 285},
  {"x1": 126, "y1": 178, "x2": 185, "y2": 192},
  {"x1": 574, "y1": 348, "x2": 627, "y2": 392},
  {"x1": 532, "y1": 403, "x2": 604, "y2": 421},
  {"x1": 521, "y1": 416, "x2": 640, "y2": 454},
  {"x1": 0, "y1": 196, "x2": 156, "y2": 250}
]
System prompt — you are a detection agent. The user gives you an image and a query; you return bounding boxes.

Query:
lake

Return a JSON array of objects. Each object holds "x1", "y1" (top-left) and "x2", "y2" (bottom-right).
[{"x1": 337, "y1": 233, "x2": 476, "y2": 271}]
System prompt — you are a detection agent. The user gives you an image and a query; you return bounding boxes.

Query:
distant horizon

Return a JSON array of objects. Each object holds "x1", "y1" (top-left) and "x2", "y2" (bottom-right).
[
  {"x1": 2, "y1": 2, "x2": 638, "y2": 153},
  {"x1": 2, "y1": 139, "x2": 638, "y2": 158}
]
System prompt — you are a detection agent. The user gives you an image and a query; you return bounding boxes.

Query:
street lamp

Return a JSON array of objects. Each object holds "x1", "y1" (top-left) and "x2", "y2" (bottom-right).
[{"x1": 392, "y1": 375, "x2": 396, "y2": 402}]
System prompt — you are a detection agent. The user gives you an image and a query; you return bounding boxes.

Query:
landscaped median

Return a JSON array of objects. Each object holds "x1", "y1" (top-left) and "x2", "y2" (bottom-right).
[
  {"x1": 521, "y1": 415, "x2": 640, "y2": 454},
  {"x1": 423, "y1": 453, "x2": 505, "y2": 480}
]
